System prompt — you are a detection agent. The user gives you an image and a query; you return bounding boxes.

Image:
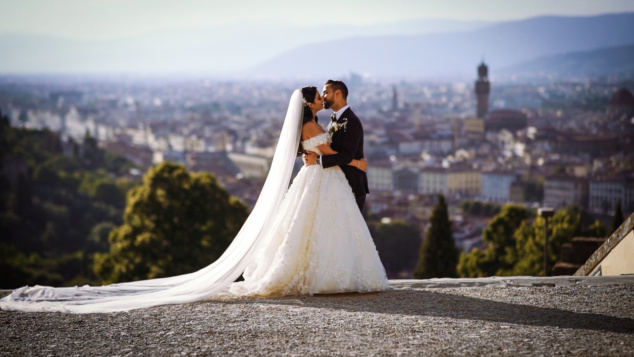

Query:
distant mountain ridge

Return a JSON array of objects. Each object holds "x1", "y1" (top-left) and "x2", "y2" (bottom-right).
[
  {"x1": 250, "y1": 13, "x2": 634, "y2": 79},
  {"x1": 0, "y1": 19, "x2": 491, "y2": 75},
  {"x1": 499, "y1": 44, "x2": 634, "y2": 76},
  {"x1": 1, "y1": 13, "x2": 633, "y2": 79}
]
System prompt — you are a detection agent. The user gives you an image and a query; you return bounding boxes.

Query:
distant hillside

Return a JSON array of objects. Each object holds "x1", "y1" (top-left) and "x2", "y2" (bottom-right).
[
  {"x1": 250, "y1": 13, "x2": 634, "y2": 79},
  {"x1": 498, "y1": 44, "x2": 634, "y2": 76},
  {"x1": 1, "y1": 12, "x2": 633, "y2": 79},
  {"x1": 0, "y1": 19, "x2": 490, "y2": 75}
]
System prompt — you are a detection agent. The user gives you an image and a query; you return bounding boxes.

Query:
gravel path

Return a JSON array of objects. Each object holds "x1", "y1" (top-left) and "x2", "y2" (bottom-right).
[{"x1": 1, "y1": 277, "x2": 633, "y2": 356}]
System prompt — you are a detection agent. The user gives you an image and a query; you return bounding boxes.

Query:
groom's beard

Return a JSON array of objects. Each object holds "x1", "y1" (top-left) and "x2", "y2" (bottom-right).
[{"x1": 323, "y1": 99, "x2": 333, "y2": 110}]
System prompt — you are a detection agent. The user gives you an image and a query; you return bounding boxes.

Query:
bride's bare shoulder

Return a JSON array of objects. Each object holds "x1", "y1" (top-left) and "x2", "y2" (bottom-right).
[{"x1": 302, "y1": 121, "x2": 326, "y2": 140}]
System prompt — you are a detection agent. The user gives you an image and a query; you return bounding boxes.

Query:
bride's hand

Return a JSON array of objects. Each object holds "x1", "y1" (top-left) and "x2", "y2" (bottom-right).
[{"x1": 303, "y1": 151, "x2": 318, "y2": 166}]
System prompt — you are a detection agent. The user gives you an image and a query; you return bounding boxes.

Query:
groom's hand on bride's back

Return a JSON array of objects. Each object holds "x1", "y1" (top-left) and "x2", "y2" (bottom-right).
[
  {"x1": 303, "y1": 151, "x2": 318, "y2": 166},
  {"x1": 358, "y1": 158, "x2": 368, "y2": 172}
]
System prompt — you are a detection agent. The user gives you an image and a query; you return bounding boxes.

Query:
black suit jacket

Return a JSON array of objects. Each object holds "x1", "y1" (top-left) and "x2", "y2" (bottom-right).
[{"x1": 321, "y1": 107, "x2": 370, "y2": 196}]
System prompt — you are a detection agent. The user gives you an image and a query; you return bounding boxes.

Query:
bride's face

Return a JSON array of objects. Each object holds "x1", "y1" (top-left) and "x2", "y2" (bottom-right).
[{"x1": 311, "y1": 92, "x2": 323, "y2": 113}]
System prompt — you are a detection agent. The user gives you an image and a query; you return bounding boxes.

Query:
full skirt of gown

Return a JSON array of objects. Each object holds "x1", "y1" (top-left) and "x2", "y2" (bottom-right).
[{"x1": 230, "y1": 163, "x2": 390, "y2": 296}]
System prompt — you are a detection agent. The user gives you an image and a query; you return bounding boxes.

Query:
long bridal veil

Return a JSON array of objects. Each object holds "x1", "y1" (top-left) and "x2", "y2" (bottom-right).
[{"x1": 0, "y1": 90, "x2": 305, "y2": 313}]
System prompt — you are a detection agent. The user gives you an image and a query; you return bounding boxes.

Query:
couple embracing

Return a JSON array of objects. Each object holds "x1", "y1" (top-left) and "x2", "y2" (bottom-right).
[{"x1": 0, "y1": 80, "x2": 389, "y2": 313}]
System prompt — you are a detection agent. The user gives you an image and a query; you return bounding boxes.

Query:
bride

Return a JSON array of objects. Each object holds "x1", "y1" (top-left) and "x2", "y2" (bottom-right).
[{"x1": 0, "y1": 88, "x2": 390, "y2": 313}]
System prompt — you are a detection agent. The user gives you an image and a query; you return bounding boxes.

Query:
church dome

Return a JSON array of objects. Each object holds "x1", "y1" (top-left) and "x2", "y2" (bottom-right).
[{"x1": 608, "y1": 88, "x2": 634, "y2": 107}]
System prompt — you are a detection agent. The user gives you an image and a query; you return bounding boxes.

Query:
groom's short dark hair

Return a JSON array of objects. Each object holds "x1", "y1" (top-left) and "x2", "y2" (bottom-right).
[{"x1": 325, "y1": 79, "x2": 348, "y2": 100}]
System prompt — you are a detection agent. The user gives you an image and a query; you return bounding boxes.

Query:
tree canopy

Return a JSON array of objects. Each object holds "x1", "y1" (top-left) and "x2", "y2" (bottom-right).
[
  {"x1": 458, "y1": 204, "x2": 585, "y2": 277},
  {"x1": 0, "y1": 118, "x2": 137, "y2": 288},
  {"x1": 94, "y1": 162, "x2": 249, "y2": 283}
]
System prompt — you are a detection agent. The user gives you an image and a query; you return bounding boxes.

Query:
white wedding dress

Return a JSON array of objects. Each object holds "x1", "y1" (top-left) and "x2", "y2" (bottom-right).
[
  {"x1": 230, "y1": 132, "x2": 389, "y2": 297},
  {"x1": 0, "y1": 90, "x2": 389, "y2": 313}
]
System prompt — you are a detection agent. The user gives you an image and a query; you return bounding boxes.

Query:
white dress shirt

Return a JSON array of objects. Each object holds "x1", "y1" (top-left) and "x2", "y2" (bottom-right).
[
  {"x1": 332, "y1": 105, "x2": 349, "y2": 121},
  {"x1": 320, "y1": 105, "x2": 350, "y2": 167}
]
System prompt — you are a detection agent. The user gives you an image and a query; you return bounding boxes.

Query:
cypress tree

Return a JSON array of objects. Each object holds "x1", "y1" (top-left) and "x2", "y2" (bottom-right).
[
  {"x1": 609, "y1": 200, "x2": 624, "y2": 236},
  {"x1": 414, "y1": 195, "x2": 458, "y2": 278}
]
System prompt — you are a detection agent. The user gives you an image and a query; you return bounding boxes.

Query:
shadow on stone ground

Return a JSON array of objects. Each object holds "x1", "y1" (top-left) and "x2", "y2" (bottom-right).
[
  {"x1": 1, "y1": 281, "x2": 633, "y2": 356},
  {"x1": 222, "y1": 288, "x2": 634, "y2": 335}
]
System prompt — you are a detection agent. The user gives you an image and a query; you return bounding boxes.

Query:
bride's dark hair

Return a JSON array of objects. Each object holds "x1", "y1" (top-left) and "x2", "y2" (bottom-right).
[
  {"x1": 298, "y1": 86, "x2": 319, "y2": 156},
  {"x1": 301, "y1": 86, "x2": 318, "y2": 125}
]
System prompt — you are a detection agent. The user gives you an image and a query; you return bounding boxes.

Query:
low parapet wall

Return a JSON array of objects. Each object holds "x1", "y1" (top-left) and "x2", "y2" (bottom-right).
[{"x1": 574, "y1": 212, "x2": 634, "y2": 276}]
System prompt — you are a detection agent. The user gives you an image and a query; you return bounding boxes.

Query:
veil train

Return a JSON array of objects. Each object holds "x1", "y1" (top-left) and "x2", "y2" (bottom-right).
[{"x1": 0, "y1": 90, "x2": 305, "y2": 313}]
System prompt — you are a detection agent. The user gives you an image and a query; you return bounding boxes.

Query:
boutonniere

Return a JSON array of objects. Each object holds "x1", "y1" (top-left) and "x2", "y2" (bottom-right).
[{"x1": 329, "y1": 118, "x2": 348, "y2": 134}]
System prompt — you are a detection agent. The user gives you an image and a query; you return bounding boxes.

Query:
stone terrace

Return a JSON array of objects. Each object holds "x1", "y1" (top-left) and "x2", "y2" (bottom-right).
[{"x1": 1, "y1": 276, "x2": 633, "y2": 356}]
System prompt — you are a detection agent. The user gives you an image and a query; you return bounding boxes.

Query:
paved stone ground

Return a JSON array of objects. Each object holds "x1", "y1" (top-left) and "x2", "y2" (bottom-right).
[{"x1": 1, "y1": 276, "x2": 633, "y2": 356}]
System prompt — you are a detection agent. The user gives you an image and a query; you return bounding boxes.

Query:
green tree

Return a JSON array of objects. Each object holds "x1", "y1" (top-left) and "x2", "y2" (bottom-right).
[
  {"x1": 585, "y1": 220, "x2": 607, "y2": 237},
  {"x1": 94, "y1": 181, "x2": 125, "y2": 208},
  {"x1": 414, "y1": 195, "x2": 458, "y2": 278},
  {"x1": 18, "y1": 110, "x2": 28, "y2": 127},
  {"x1": 0, "y1": 126, "x2": 138, "y2": 287},
  {"x1": 369, "y1": 219, "x2": 421, "y2": 278},
  {"x1": 471, "y1": 201, "x2": 483, "y2": 216},
  {"x1": 609, "y1": 200, "x2": 624, "y2": 236},
  {"x1": 86, "y1": 222, "x2": 116, "y2": 253},
  {"x1": 82, "y1": 130, "x2": 104, "y2": 168},
  {"x1": 10, "y1": 173, "x2": 33, "y2": 218},
  {"x1": 458, "y1": 205, "x2": 583, "y2": 277},
  {"x1": 457, "y1": 204, "x2": 528, "y2": 277},
  {"x1": 105, "y1": 151, "x2": 136, "y2": 175},
  {"x1": 0, "y1": 110, "x2": 15, "y2": 165},
  {"x1": 512, "y1": 207, "x2": 581, "y2": 276},
  {"x1": 94, "y1": 162, "x2": 249, "y2": 284},
  {"x1": 459, "y1": 200, "x2": 500, "y2": 217},
  {"x1": 0, "y1": 242, "x2": 31, "y2": 288},
  {"x1": 459, "y1": 201, "x2": 472, "y2": 214}
]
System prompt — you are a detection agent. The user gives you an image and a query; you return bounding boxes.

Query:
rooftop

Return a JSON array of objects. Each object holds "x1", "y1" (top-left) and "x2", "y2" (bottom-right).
[{"x1": 608, "y1": 88, "x2": 634, "y2": 107}]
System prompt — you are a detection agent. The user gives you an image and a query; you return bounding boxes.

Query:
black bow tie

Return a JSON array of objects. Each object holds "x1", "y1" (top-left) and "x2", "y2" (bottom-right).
[{"x1": 330, "y1": 113, "x2": 337, "y2": 122}]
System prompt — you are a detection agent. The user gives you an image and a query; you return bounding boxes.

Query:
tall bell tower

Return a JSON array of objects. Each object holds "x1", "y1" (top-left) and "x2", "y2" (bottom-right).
[{"x1": 475, "y1": 61, "x2": 490, "y2": 118}]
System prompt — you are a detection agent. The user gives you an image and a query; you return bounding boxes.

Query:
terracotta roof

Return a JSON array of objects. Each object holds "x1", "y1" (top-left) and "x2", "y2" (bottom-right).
[{"x1": 608, "y1": 88, "x2": 634, "y2": 107}]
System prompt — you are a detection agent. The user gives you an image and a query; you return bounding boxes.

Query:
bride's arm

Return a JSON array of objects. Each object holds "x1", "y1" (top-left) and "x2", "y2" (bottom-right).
[{"x1": 302, "y1": 122, "x2": 367, "y2": 171}]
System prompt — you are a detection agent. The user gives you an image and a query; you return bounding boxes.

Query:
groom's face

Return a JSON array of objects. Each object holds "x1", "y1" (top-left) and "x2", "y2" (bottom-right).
[{"x1": 322, "y1": 84, "x2": 335, "y2": 110}]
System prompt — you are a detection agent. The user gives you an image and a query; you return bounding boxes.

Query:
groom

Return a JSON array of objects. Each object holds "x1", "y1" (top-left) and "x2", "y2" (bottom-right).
[{"x1": 304, "y1": 79, "x2": 369, "y2": 211}]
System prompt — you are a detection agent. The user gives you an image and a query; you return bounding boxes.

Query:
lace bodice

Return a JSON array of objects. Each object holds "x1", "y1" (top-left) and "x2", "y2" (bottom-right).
[{"x1": 302, "y1": 132, "x2": 331, "y2": 155}]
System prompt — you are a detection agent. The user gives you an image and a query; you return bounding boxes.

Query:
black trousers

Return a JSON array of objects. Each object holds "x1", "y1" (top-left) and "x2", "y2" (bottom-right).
[{"x1": 355, "y1": 193, "x2": 366, "y2": 212}]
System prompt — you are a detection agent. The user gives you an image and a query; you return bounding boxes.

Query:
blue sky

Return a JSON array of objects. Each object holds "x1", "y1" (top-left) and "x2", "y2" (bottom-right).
[{"x1": 1, "y1": 0, "x2": 634, "y2": 40}]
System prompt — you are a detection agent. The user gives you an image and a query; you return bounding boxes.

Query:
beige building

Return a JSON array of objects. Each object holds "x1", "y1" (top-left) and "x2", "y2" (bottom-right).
[
  {"x1": 418, "y1": 167, "x2": 481, "y2": 196},
  {"x1": 447, "y1": 168, "x2": 481, "y2": 196},
  {"x1": 463, "y1": 118, "x2": 485, "y2": 141}
]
